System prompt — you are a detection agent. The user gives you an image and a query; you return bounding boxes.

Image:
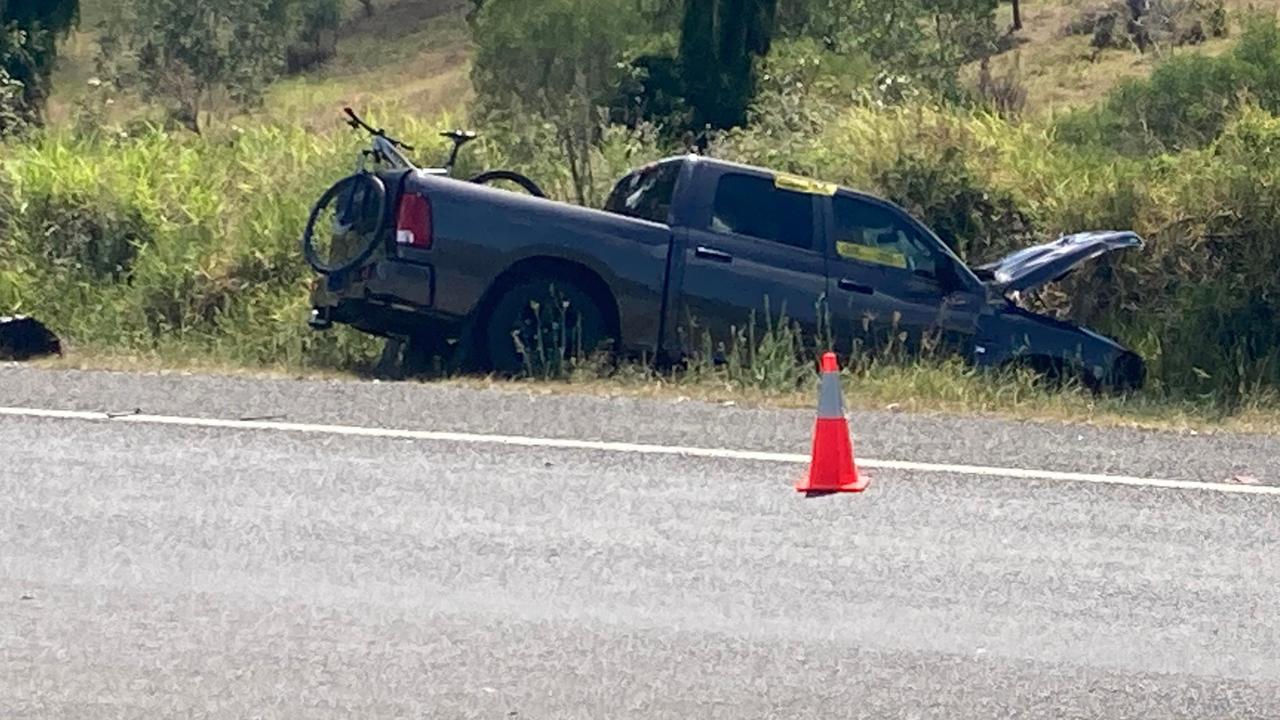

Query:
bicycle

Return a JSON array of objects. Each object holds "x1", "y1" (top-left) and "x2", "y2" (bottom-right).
[
  {"x1": 341, "y1": 107, "x2": 545, "y2": 196},
  {"x1": 303, "y1": 107, "x2": 546, "y2": 276}
]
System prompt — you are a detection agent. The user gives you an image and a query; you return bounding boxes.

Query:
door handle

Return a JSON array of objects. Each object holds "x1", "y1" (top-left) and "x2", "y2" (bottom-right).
[
  {"x1": 695, "y1": 246, "x2": 733, "y2": 263},
  {"x1": 838, "y1": 278, "x2": 874, "y2": 295}
]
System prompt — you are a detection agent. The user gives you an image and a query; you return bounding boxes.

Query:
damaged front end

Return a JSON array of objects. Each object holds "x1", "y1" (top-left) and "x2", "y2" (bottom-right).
[{"x1": 970, "y1": 231, "x2": 1148, "y2": 393}]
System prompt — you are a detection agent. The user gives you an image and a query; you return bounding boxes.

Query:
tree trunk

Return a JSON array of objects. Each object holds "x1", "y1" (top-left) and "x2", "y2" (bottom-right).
[
  {"x1": 359, "y1": 0, "x2": 375, "y2": 17},
  {"x1": 1011, "y1": 0, "x2": 1022, "y2": 30},
  {"x1": 179, "y1": 91, "x2": 203, "y2": 135},
  {"x1": 561, "y1": 125, "x2": 587, "y2": 207}
]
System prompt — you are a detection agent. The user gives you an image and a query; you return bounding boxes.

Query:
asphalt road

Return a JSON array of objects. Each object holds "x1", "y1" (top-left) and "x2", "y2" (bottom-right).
[{"x1": 2, "y1": 366, "x2": 1279, "y2": 718}]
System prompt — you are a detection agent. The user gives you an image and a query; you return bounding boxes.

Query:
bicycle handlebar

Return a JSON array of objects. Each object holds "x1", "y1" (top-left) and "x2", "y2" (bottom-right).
[{"x1": 342, "y1": 107, "x2": 415, "y2": 152}]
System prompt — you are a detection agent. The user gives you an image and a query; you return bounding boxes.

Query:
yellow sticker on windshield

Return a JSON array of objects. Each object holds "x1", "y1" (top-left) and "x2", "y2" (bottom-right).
[
  {"x1": 837, "y1": 241, "x2": 908, "y2": 269},
  {"x1": 774, "y1": 173, "x2": 837, "y2": 196}
]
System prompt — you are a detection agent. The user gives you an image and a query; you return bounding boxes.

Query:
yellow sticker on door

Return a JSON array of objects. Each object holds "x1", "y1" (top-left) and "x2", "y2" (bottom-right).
[
  {"x1": 837, "y1": 241, "x2": 908, "y2": 269},
  {"x1": 773, "y1": 173, "x2": 837, "y2": 196}
]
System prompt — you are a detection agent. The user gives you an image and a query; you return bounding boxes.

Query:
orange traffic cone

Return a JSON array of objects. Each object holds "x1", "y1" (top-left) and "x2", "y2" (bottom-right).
[{"x1": 796, "y1": 352, "x2": 868, "y2": 497}]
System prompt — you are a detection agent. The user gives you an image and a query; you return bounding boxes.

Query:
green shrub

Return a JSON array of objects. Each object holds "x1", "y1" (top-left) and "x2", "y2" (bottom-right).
[
  {"x1": 17, "y1": 191, "x2": 148, "y2": 281},
  {"x1": 873, "y1": 148, "x2": 1036, "y2": 262},
  {"x1": 0, "y1": 172, "x2": 30, "y2": 311},
  {"x1": 0, "y1": 64, "x2": 27, "y2": 138},
  {"x1": 1058, "y1": 14, "x2": 1280, "y2": 155},
  {"x1": 468, "y1": 0, "x2": 646, "y2": 203}
]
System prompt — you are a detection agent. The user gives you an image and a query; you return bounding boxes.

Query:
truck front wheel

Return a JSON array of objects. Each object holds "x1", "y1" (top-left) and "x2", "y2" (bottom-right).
[{"x1": 482, "y1": 274, "x2": 614, "y2": 376}]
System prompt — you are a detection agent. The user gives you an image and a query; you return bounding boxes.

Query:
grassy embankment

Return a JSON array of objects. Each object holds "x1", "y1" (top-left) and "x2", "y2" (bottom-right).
[{"x1": 5, "y1": 0, "x2": 1280, "y2": 434}]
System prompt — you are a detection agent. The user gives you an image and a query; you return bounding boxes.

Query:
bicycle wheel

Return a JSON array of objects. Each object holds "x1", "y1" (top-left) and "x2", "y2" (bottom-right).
[
  {"x1": 302, "y1": 173, "x2": 387, "y2": 275},
  {"x1": 468, "y1": 169, "x2": 546, "y2": 198}
]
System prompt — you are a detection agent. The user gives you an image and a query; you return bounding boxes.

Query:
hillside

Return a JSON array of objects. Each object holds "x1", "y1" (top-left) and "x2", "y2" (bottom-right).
[{"x1": 46, "y1": 0, "x2": 1280, "y2": 127}]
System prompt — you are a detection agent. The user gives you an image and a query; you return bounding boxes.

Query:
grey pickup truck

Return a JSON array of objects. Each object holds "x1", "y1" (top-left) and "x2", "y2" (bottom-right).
[{"x1": 304, "y1": 112, "x2": 1146, "y2": 391}]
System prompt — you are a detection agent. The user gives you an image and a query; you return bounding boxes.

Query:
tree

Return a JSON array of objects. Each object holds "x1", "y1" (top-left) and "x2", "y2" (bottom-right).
[
  {"x1": 772, "y1": 0, "x2": 1002, "y2": 100},
  {"x1": 286, "y1": 0, "x2": 342, "y2": 74},
  {"x1": 0, "y1": 0, "x2": 80, "y2": 129},
  {"x1": 677, "y1": 0, "x2": 778, "y2": 130},
  {"x1": 99, "y1": 0, "x2": 328, "y2": 133},
  {"x1": 470, "y1": 0, "x2": 638, "y2": 203},
  {"x1": 922, "y1": 0, "x2": 1000, "y2": 67}
]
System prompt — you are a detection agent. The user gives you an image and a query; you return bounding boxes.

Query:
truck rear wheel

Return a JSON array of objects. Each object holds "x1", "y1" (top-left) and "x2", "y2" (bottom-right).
[{"x1": 482, "y1": 274, "x2": 614, "y2": 376}]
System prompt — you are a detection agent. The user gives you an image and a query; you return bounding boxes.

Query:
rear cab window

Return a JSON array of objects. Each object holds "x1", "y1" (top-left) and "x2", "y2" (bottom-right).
[
  {"x1": 709, "y1": 172, "x2": 815, "y2": 251},
  {"x1": 604, "y1": 160, "x2": 682, "y2": 225}
]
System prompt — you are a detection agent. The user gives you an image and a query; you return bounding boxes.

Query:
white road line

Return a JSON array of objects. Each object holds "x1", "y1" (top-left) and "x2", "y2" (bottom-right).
[{"x1": 1, "y1": 405, "x2": 1277, "y2": 497}]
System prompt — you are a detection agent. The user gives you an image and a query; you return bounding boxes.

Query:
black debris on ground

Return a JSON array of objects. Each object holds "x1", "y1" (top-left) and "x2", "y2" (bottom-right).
[{"x1": 0, "y1": 316, "x2": 62, "y2": 361}]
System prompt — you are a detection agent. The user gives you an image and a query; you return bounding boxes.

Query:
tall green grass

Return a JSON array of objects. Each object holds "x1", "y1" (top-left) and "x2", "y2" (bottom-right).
[
  {"x1": 3, "y1": 89, "x2": 1280, "y2": 414},
  {"x1": 1, "y1": 122, "x2": 377, "y2": 368}
]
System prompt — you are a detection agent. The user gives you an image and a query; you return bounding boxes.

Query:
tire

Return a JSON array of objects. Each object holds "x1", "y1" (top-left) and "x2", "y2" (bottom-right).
[
  {"x1": 302, "y1": 173, "x2": 387, "y2": 275},
  {"x1": 469, "y1": 170, "x2": 546, "y2": 198},
  {"x1": 481, "y1": 274, "x2": 614, "y2": 376},
  {"x1": 1100, "y1": 352, "x2": 1145, "y2": 396}
]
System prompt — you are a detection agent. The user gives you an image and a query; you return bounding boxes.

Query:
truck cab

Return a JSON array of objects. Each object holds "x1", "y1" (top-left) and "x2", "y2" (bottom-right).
[{"x1": 605, "y1": 155, "x2": 989, "y2": 364}]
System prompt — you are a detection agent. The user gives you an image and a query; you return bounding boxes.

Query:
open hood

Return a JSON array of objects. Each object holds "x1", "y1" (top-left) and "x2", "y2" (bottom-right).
[{"x1": 972, "y1": 231, "x2": 1144, "y2": 295}]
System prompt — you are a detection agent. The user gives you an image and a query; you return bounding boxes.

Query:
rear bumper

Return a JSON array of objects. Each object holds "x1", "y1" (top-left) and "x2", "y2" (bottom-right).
[
  {"x1": 309, "y1": 258, "x2": 458, "y2": 338},
  {"x1": 312, "y1": 258, "x2": 435, "y2": 309}
]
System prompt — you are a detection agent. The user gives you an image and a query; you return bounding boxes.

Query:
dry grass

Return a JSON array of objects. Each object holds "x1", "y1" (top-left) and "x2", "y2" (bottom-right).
[
  {"x1": 46, "y1": 0, "x2": 475, "y2": 128},
  {"x1": 259, "y1": 30, "x2": 474, "y2": 132},
  {"x1": 969, "y1": 0, "x2": 1274, "y2": 114},
  {"x1": 27, "y1": 346, "x2": 1280, "y2": 437}
]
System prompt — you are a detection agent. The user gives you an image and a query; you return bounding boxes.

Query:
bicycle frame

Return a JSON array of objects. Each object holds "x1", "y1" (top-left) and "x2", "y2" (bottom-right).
[
  {"x1": 349, "y1": 111, "x2": 453, "y2": 177},
  {"x1": 357, "y1": 135, "x2": 421, "y2": 174}
]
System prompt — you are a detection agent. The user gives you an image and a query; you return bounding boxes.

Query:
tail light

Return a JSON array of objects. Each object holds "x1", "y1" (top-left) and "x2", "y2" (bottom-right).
[{"x1": 395, "y1": 192, "x2": 433, "y2": 250}]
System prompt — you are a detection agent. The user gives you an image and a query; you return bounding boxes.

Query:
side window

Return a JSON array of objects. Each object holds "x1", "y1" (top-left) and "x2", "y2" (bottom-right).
[
  {"x1": 604, "y1": 162, "x2": 680, "y2": 224},
  {"x1": 831, "y1": 195, "x2": 941, "y2": 276},
  {"x1": 710, "y1": 173, "x2": 814, "y2": 251}
]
